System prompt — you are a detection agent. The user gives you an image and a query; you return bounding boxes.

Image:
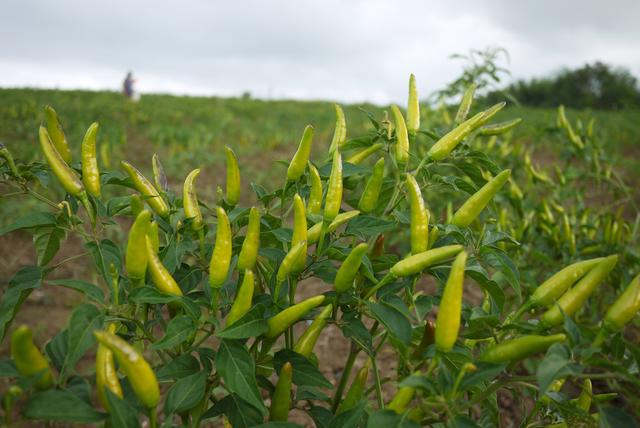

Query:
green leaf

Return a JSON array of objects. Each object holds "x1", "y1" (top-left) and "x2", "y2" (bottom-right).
[
  {"x1": 202, "y1": 393, "x2": 264, "y2": 428},
  {"x1": 0, "y1": 212, "x2": 57, "y2": 236},
  {"x1": 45, "y1": 329, "x2": 68, "y2": 372},
  {"x1": 217, "y1": 304, "x2": 268, "y2": 339},
  {"x1": 0, "y1": 359, "x2": 18, "y2": 377},
  {"x1": 85, "y1": 239, "x2": 122, "y2": 284},
  {"x1": 366, "y1": 409, "x2": 420, "y2": 428},
  {"x1": 216, "y1": 339, "x2": 266, "y2": 414},
  {"x1": 61, "y1": 304, "x2": 103, "y2": 379},
  {"x1": 329, "y1": 402, "x2": 367, "y2": 428},
  {"x1": 274, "y1": 349, "x2": 332, "y2": 389},
  {"x1": 164, "y1": 370, "x2": 208, "y2": 415},
  {"x1": 47, "y1": 279, "x2": 104, "y2": 303},
  {"x1": 128, "y1": 286, "x2": 181, "y2": 304},
  {"x1": 34, "y1": 227, "x2": 65, "y2": 266},
  {"x1": 536, "y1": 343, "x2": 580, "y2": 393},
  {"x1": 150, "y1": 315, "x2": 195, "y2": 350},
  {"x1": 156, "y1": 354, "x2": 201, "y2": 381},
  {"x1": 459, "y1": 362, "x2": 507, "y2": 391},
  {"x1": 598, "y1": 406, "x2": 639, "y2": 428},
  {"x1": 479, "y1": 245, "x2": 520, "y2": 300},
  {"x1": 24, "y1": 389, "x2": 105, "y2": 423},
  {"x1": 367, "y1": 300, "x2": 412, "y2": 345},
  {"x1": 0, "y1": 266, "x2": 42, "y2": 341},
  {"x1": 104, "y1": 389, "x2": 140, "y2": 428},
  {"x1": 345, "y1": 215, "x2": 396, "y2": 239}
]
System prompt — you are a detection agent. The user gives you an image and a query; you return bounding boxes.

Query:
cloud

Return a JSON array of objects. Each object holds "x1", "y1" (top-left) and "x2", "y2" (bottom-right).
[{"x1": 1, "y1": 0, "x2": 638, "y2": 104}]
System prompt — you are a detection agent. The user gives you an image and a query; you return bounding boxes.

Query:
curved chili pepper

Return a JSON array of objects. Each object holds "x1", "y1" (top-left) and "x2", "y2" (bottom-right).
[
  {"x1": 407, "y1": 73, "x2": 420, "y2": 137},
  {"x1": 435, "y1": 251, "x2": 467, "y2": 352},
  {"x1": 334, "y1": 243, "x2": 368, "y2": 293},
  {"x1": 480, "y1": 334, "x2": 566, "y2": 363},
  {"x1": 346, "y1": 143, "x2": 383, "y2": 165},
  {"x1": 209, "y1": 206, "x2": 232, "y2": 288},
  {"x1": 530, "y1": 258, "x2": 605, "y2": 307},
  {"x1": 603, "y1": 272, "x2": 640, "y2": 331},
  {"x1": 269, "y1": 362, "x2": 292, "y2": 422},
  {"x1": 44, "y1": 105, "x2": 72, "y2": 163},
  {"x1": 576, "y1": 379, "x2": 592, "y2": 411},
  {"x1": 406, "y1": 174, "x2": 429, "y2": 254},
  {"x1": 541, "y1": 255, "x2": 618, "y2": 327},
  {"x1": 0, "y1": 143, "x2": 20, "y2": 177},
  {"x1": 121, "y1": 160, "x2": 170, "y2": 218},
  {"x1": 387, "y1": 386, "x2": 415, "y2": 414},
  {"x1": 451, "y1": 169, "x2": 511, "y2": 228},
  {"x1": 336, "y1": 365, "x2": 369, "y2": 414},
  {"x1": 287, "y1": 125, "x2": 314, "y2": 181},
  {"x1": 323, "y1": 150, "x2": 343, "y2": 222},
  {"x1": 226, "y1": 270, "x2": 255, "y2": 326},
  {"x1": 307, "y1": 163, "x2": 323, "y2": 216},
  {"x1": 126, "y1": 210, "x2": 151, "y2": 282},
  {"x1": 237, "y1": 207, "x2": 261, "y2": 271},
  {"x1": 293, "y1": 304, "x2": 333, "y2": 358},
  {"x1": 81, "y1": 122, "x2": 101, "y2": 197},
  {"x1": 151, "y1": 153, "x2": 168, "y2": 193},
  {"x1": 148, "y1": 221, "x2": 160, "y2": 253},
  {"x1": 225, "y1": 146, "x2": 241, "y2": 206},
  {"x1": 265, "y1": 295, "x2": 325, "y2": 338},
  {"x1": 146, "y1": 236, "x2": 183, "y2": 296},
  {"x1": 358, "y1": 158, "x2": 385, "y2": 214},
  {"x1": 183, "y1": 169, "x2": 203, "y2": 231},
  {"x1": 428, "y1": 102, "x2": 505, "y2": 161},
  {"x1": 274, "y1": 240, "x2": 308, "y2": 298},
  {"x1": 11, "y1": 325, "x2": 54, "y2": 390},
  {"x1": 328, "y1": 104, "x2": 346, "y2": 154},
  {"x1": 479, "y1": 118, "x2": 522, "y2": 136},
  {"x1": 39, "y1": 126, "x2": 84, "y2": 197},
  {"x1": 94, "y1": 330, "x2": 160, "y2": 408},
  {"x1": 391, "y1": 105, "x2": 409, "y2": 165},
  {"x1": 390, "y1": 245, "x2": 464, "y2": 278},
  {"x1": 96, "y1": 323, "x2": 123, "y2": 410},
  {"x1": 307, "y1": 211, "x2": 360, "y2": 244},
  {"x1": 454, "y1": 83, "x2": 477, "y2": 124},
  {"x1": 291, "y1": 194, "x2": 308, "y2": 273}
]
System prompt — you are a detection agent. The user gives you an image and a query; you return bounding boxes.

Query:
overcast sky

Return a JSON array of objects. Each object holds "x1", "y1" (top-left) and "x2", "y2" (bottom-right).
[{"x1": 1, "y1": 0, "x2": 639, "y2": 104}]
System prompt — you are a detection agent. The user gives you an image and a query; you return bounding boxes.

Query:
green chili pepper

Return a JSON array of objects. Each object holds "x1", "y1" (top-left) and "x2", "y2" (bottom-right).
[
  {"x1": 307, "y1": 210, "x2": 360, "y2": 244},
  {"x1": 323, "y1": 150, "x2": 343, "y2": 222},
  {"x1": 130, "y1": 194, "x2": 144, "y2": 217},
  {"x1": 151, "y1": 153, "x2": 168, "y2": 193},
  {"x1": 407, "y1": 73, "x2": 420, "y2": 137},
  {"x1": 530, "y1": 258, "x2": 605, "y2": 307},
  {"x1": 39, "y1": 126, "x2": 84, "y2": 197},
  {"x1": 454, "y1": 83, "x2": 477, "y2": 124},
  {"x1": 226, "y1": 270, "x2": 255, "y2": 326},
  {"x1": 358, "y1": 157, "x2": 385, "y2": 214},
  {"x1": 183, "y1": 169, "x2": 203, "y2": 230},
  {"x1": 81, "y1": 122, "x2": 101, "y2": 197},
  {"x1": 225, "y1": 146, "x2": 241, "y2": 206},
  {"x1": 146, "y1": 236, "x2": 183, "y2": 296},
  {"x1": 0, "y1": 143, "x2": 20, "y2": 177},
  {"x1": 287, "y1": 125, "x2": 314, "y2": 181},
  {"x1": 307, "y1": 163, "x2": 323, "y2": 216},
  {"x1": 148, "y1": 221, "x2": 160, "y2": 253},
  {"x1": 391, "y1": 105, "x2": 409, "y2": 165},
  {"x1": 451, "y1": 169, "x2": 511, "y2": 228},
  {"x1": 541, "y1": 255, "x2": 618, "y2": 327},
  {"x1": 269, "y1": 362, "x2": 292, "y2": 421},
  {"x1": 336, "y1": 365, "x2": 369, "y2": 414},
  {"x1": 478, "y1": 118, "x2": 522, "y2": 136},
  {"x1": 435, "y1": 251, "x2": 467, "y2": 352},
  {"x1": 576, "y1": 379, "x2": 592, "y2": 411},
  {"x1": 126, "y1": 210, "x2": 151, "y2": 282},
  {"x1": 328, "y1": 104, "x2": 347, "y2": 154},
  {"x1": 266, "y1": 295, "x2": 325, "y2": 338},
  {"x1": 387, "y1": 386, "x2": 415, "y2": 414},
  {"x1": 121, "y1": 160, "x2": 170, "y2": 218},
  {"x1": 96, "y1": 323, "x2": 123, "y2": 410},
  {"x1": 334, "y1": 243, "x2": 368, "y2": 293},
  {"x1": 390, "y1": 245, "x2": 464, "y2": 278},
  {"x1": 94, "y1": 330, "x2": 160, "y2": 409},
  {"x1": 603, "y1": 272, "x2": 640, "y2": 331},
  {"x1": 294, "y1": 304, "x2": 333, "y2": 357},
  {"x1": 44, "y1": 105, "x2": 72, "y2": 163},
  {"x1": 428, "y1": 102, "x2": 506, "y2": 161},
  {"x1": 11, "y1": 325, "x2": 54, "y2": 390},
  {"x1": 237, "y1": 207, "x2": 261, "y2": 271},
  {"x1": 209, "y1": 207, "x2": 232, "y2": 288},
  {"x1": 291, "y1": 194, "x2": 308, "y2": 273},
  {"x1": 406, "y1": 174, "x2": 429, "y2": 254},
  {"x1": 481, "y1": 334, "x2": 566, "y2": 363},
  {"x1": 274, "y1": 240, "x2": 308, "y2": 298},
  {"x1": 346, "y1": 143, "x2": 383, "y2": 165},
  {"x1": 557, "y1": 105, "x2": 584, "y2": 149}
]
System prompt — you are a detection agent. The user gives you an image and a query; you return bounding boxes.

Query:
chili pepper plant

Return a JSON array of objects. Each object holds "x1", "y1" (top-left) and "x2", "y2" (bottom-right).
[{"x1": 0, "y1": 74, "x2": 639, "y2": 427}]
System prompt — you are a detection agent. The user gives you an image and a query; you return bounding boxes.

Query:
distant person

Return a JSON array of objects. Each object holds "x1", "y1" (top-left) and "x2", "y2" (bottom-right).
[{"x1": 123, "y1": 72, "x2": 137, "y2": 100}]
